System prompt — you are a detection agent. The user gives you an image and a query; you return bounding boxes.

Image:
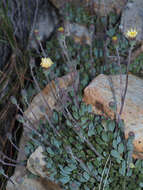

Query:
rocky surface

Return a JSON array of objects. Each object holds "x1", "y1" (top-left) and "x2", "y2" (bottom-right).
[
  {"x1": 6, "y1": 174, "x2": 63, "y2": 190},
  {"x1": 63, "y1": 21, "x2": 92, "y2": 45},
  {"x1": 91, "y1": 0, "x2": 126, "y2": 16},
  {"x1": 24, "y1": 72, "x2": 77, "y2": 125},
  {"x1": 50, "y1": 0, "x2": 126, "y2": 16},
  {"x1": 83, "y1": 74, "x2": 143, "y2": 159},
  {"x1": 120, "y1": 0, "x2": 143, "y2": 42},
  {"x1": 27, "y1": 146, "x2": 47, "y2": 178}
]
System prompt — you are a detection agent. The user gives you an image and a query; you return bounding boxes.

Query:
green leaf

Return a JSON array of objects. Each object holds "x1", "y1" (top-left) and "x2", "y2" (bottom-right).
[
  {"x1": 84, "y1": 185, "x2": 90, "y2": 190},
  {"x1": 107, "y1": 28, "x2": 115, "y2": 37},
  {"x1": 66, "y1": 119, "x2": 72, "y2": 127},
  {"x1": 88, "y1": 122, "x2": 95, "y2": 137},
  {"x1": 112, "y1": 139, "x2": 117, "y2": 149},
  {"x1": 139, "y1": 182, "x2": 143, "y2": 187},
  {"x1": 111, "y1": 150, "x2": 121, "y2": 159},
  {"x1": 119, "y1": 160, "x2": 126, "y2": 176},
  {"x1": 87, "y1": 104, "x2": 92, "y2": 113},
  {"x1": 59, "y1": 176, "x2": 70, "y2": 184},
  {"x1": 87, "y1": 162, "x2": 94, "y2": 172},
  {"x1": 53, "y1": 111, "x2": 58, "y2": 123},
  {"x1": 83, "y1": 172, "x2": 90, "y2": 181},
  {"x1": 52, "y1": 138, "x2": 61, "y2": 148},
  {"x1": 118, "y1": 143, "x2": 124, "y2": 154},
  {"x1": 73, "y1": 112, "x2": 79, "y2": 120},
  {"x1": 116, "y1": 136, "x2": 121, "y2": 144},
  {"x1": 107, "y1": 120, "x2": 115, "y2": 132},
  {"x1": 102, "y1": 132, "x2": 108, "y2": 142},
  {"x1": 46, "y1": 147, "x2": 54, "y2": 155},
  {"x1": 81, "y1": 117, "x2": 88, "y2": 125}
]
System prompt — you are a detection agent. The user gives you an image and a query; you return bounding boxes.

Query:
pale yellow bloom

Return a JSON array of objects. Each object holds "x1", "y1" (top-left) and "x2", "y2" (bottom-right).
[
  {"x1": 57, "y1": 27, "x2": 64, "y2": 32},
  {"x1": 125, "y1": 28, "x2": 138, "y2": 39},
  {"x1": 112, "y1": 36, "x2": 118, "y2": 41},
  {"x1": 129, "y1": 163, "x2": 135, "y2": 169},
  {"x1": 40, "y1": 58, "x2": 54, "y2": 69}
]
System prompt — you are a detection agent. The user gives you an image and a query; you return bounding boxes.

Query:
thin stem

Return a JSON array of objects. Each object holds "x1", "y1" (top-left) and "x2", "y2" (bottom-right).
[
  {"x1": 98, "y1": 155, "x2": 110, "y2": 190},
  {"x1": 119, "y1": 46, "x2": 133, "y2": 115}
]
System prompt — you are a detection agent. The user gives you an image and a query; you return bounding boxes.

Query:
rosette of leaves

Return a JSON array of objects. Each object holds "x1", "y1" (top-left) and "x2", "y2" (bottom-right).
[{"x1": 24, "y1": 95, "x2": 143, "y2": 190}]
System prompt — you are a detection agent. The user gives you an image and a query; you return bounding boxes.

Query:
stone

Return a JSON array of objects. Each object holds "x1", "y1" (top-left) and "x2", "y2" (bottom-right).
[
  {"x1": 24, "y1": 72, "x2": 77, "y2": 125},
  {"x1": 50, "y1": 0, "x2": 126, "y2": 16},
  {"x1": 63, "y1": 21, "x2": 92, "y2": 45},
  {"x1": 120, "y1": 0, "x2": 143, "y2": 42},
  {"x1": 91, "y1": 0, "x2": 126, "y2": 16},
  {"x1": 27, "y1": 146, "x2": 48, "y2": 178},
  {"x1": 6, "y1": 174, "x2": 63, "y2": 190},
  {"x1": 83, "y1": 74, "x2": 143, "y2": 159}
]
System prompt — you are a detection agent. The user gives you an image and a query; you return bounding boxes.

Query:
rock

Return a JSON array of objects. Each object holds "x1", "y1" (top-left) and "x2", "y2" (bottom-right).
[
  {"x1": 0, "y1": 0, "x2": 58, "y2": 53},
  {"x1": 91, "y1": 0, "x2": 126, "y2": 16},
  {"x1": 6, "y1": 174, "x2": 63, "y2": 190},
  {"x1": 24, "y1": 72, "x2": 77, "y2": 125},
  {"x1": 49, "y1": 0, "x2": 84, "y2": 9},
  {"x1": 27, "y1": 146, "x2": 48, "y2": 178},
  {"x1": 63, "y1": 21, "x2": 92, "y2": 45},
  {"x1": 120, "y1": 0, "x2": 143, "y2": 42},
  {"x1": 83, "y1": 74, "x2": 143, "y2": 159},
  {"x1": 50, "y1": 0, "x2": 126, "y2": 16}
]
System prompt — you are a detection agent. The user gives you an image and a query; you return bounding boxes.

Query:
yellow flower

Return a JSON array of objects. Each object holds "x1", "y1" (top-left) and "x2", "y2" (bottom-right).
[
  {"x1": 112, "y1": 36, "x2": 118, "y2": 41},
  {"x1": 40, "y1": 58, "x2": 54, "y2": 69},
  {"x1": 129, "y1": 163, "x2": 135, "y2": 169},
  {"x1": 57, "y1": 27, "x2": 64, "y2": 33},
  {"x1": 125, "y1": 28, "x2": 138, "y2": 39}
]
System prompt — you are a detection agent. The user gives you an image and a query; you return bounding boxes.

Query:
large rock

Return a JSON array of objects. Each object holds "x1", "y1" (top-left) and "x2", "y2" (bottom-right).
[
  {"x1": 92, "y1": 0, "x2": 126, "y2": 16},
  {"x1": 120, "y1": 0, "x2": 143, "y2": 42},
  {"x1": 83, "y1": 74, "x2": 143, "y2": 159},
  {"x1": 50, "y1": 0, "x2": 126, "y2": 16}
]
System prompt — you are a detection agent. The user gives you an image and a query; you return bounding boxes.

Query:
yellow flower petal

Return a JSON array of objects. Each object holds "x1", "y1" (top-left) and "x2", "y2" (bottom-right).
[
  {"x1": 112, "y1": 36, "x2": 118, "y2": 41},
  {"x1": 57, "y1": 27, "x2": 64, "y2": 32},
  {"x1": 129, "y1": 163, "x2": 135, "y2": 168},
  {"x1": 125, "y1": 28, "x2": 138, "y2": 39},
  {"x1": 40, "y1": 58, "x2": 54, "y2": 69}
]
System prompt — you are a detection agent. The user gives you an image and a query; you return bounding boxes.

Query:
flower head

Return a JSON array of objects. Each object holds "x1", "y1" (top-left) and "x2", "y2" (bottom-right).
[
  {"x1": 125, "y1": 28, "x2": 138, "y2": 39},
  {"x1": 40, "y1": 57, "x2": 54, "y2": 69},
  {"x1": 57, "y1": 27, "x2": 64, "y2": 33},
  {"x1": 112, "y1": 36, "x2": 118, "y2": 42}
]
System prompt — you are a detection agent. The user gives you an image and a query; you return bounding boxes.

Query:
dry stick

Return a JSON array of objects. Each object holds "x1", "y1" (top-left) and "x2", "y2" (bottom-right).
[
  {"x1": 0, "y1": 166, "x2": 15, "y2": 185},
  {"x1": 119, "y1": 46, "x2": 133, "y2": 116},
  {"x1": 29, "y1": 59, "x2": 59, "y2": 136},
  {"x1": 0, "y1": 151, "x2": 22, "y2": 164},
  {"x1": 98, "y1": 154, "x2": 110, "y2": 190},
  {"x1": 115, "y1": 46, "x2": 123, "y2": 100},
  {"x1": 102, "y1": 159, "x2": 111, "y2": 190},
  {"x1": 58, "y1": 34, "x2": 73, "y2": 71}
]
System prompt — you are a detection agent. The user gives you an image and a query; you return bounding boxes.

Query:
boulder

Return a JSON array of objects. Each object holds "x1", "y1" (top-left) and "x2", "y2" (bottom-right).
[
  {"x1": 83, "y1": 74, "x2": 143, "y2": 159},
  {"x1": 50, "y1": 0, "x2": 126, "y2": 16},
  {"x1": 91, "y1": 0, "x2": 126, "y2": 16}
]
